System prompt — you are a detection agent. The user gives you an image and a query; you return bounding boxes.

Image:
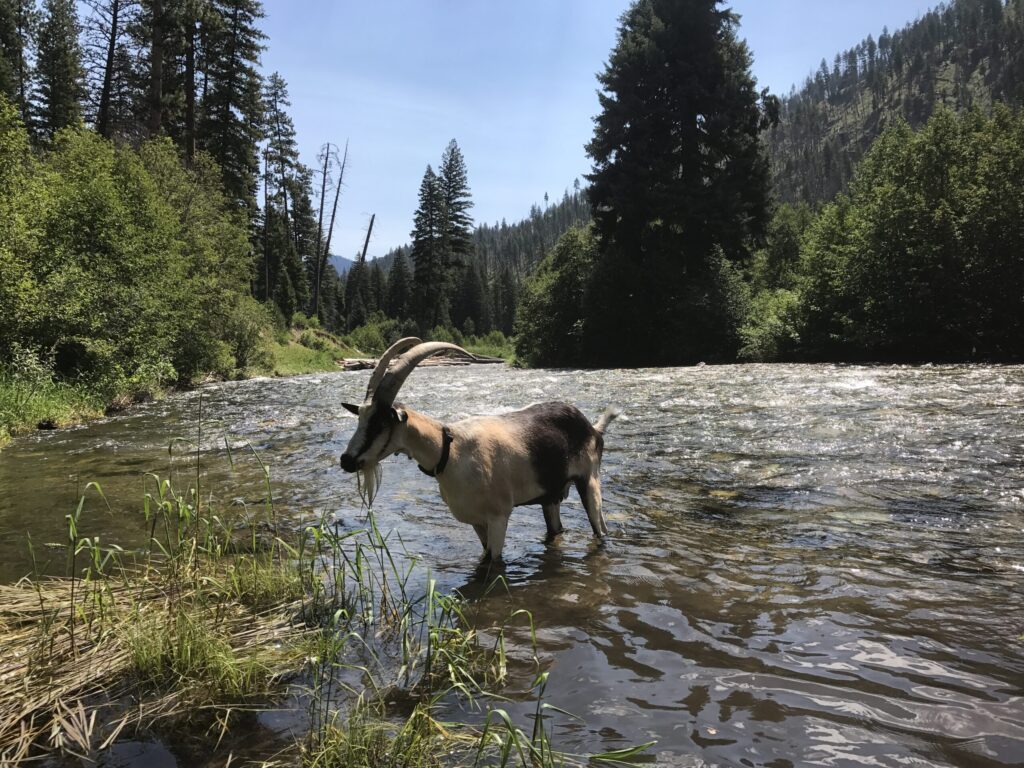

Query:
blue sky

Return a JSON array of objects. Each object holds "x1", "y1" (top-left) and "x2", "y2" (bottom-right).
[{"x1": 260, "y1": 1, "x2": 934, "y2": 258}]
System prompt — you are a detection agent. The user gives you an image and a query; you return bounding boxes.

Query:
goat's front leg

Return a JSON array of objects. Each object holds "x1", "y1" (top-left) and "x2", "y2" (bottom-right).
[
  {"x1": 485, "y1": 510, "x2": 511, "y2": 562},
  {"x1": 472, "y1": 524, "x2": 488, "y2": 554},
  {"x1": 542, "y1": 503, "x2": 563, "y2": 542}
]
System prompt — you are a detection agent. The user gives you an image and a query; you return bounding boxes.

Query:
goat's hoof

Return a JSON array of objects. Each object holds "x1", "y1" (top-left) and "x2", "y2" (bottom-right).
[{"x1": 544, "y1": 527, "x2": 564, "y2": 543}]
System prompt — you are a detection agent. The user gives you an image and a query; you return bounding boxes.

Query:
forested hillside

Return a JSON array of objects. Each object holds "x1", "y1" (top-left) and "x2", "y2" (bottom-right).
[
  {"x1": 768, "y1": 0, "x2": 1024, "y2": 203},
  {"x1": 517, "y1": 0, "x2": 1024, "y2": 367}
]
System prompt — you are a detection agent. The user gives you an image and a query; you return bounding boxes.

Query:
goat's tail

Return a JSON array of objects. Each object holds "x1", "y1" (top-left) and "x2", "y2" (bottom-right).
[{"x1": 593, "y1": 406, "x2": 621, "y2": 435}]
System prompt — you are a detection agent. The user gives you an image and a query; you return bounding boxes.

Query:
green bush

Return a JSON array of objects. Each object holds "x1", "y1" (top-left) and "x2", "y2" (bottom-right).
[
  {"x1": 514, "y1": 227, "x2": 595, "y2": 367},
  {"x1": 738, "y1": 288, "x2": 802, "y2": 361},
  {"x1": 291, "y1": 311, "x2": 320, "y2": 330},
  {"x1": 299, "y1": 330, "x2": 329, "y2": 351},
  {"x1": 343, "y1": 312, "x2": 414, "y2": 354},
  {"x1": 0, "y1": 96, "x2": 272, "y2": 405}
]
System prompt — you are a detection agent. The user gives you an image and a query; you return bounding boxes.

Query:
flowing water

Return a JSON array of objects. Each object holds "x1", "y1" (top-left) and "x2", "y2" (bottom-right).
[{"x1": 1, "y1": 364, "x2": 1022, "y2": 767}]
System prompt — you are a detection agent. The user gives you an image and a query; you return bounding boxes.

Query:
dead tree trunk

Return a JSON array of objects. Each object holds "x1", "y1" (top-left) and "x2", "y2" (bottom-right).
[
  {"x1": 311, "y1": 142, "x2": 332, "y2": 318},
  {"x1": 184, "y1": 4, "x2": 196, "y2": 164},
  {"x1": 359, "y1": 213, "x2": 375, "y2": 264},
  {"x1": 96, "y1": 0, "x2": 120, "y2": 138},
  {"x1": 322, "y1": 140, "x2": 347, "y2": 267}
]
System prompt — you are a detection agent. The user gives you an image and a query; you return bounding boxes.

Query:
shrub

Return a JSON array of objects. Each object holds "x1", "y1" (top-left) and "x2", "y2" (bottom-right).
[
  {"x1": 291, "y1": 311, "x2": 320, "y2": 330},
  {"x1": 738, "y1": 288, "x2": 802, "y2": 361}
]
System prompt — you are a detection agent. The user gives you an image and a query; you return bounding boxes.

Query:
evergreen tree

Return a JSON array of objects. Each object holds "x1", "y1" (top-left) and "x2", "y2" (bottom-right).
[
  {"x1": 81, "y1": 0, "x2": 141, "y2": 140},
  {"x1": 438, "y1": 138, "x2": 474, "y2": 268},
  {"x1": 385, "y1": 252, "x2": 411, "y2": 320},
  {"x1": 198, "y1": 0, "x2": 264, "y2": 212},
  {"x1": 410, "y1": 164, "x2": 445, "y2": 329},
  {"x1": 34, "y1": 0, "x2": 84, "y2": 138},
  {"x1": 582, "y1": 0, "x2": 773, "y2": 366},
  {"x1": 491, "y1": 265, "x2": 518, "y2": 336},
  {"x1": 345, "y1": 255, "x2": 369, "y2": 330},
  {"x1": 0, "y1": 0, "x2": 22, "y2": 104},
  {"x1": 368, "y1": 260, "x2": 386, "y2": 314},
  {"x1": 259, "y1": 72, "x2": 309, "y2": 319},
  {"x1": 452, "y1": 259, "x2": 490, "y2": 335}
]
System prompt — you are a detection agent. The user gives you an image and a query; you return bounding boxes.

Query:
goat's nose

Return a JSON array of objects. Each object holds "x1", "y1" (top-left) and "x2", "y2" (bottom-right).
[{"x1": 339, "y1": 453, "x2": 358, "y2": 473}]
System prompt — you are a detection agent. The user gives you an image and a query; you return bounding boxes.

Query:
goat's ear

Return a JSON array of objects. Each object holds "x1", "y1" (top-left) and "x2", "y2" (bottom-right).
[
  {"x1": 393, "y1": 407, "x2": 408, "y2": 423},
  {"x1": 342, "y1": 402, "x2": 361, "y2": 415}
]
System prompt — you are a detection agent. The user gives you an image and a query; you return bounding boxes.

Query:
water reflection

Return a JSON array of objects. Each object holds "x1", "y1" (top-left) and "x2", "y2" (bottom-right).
[{"x1": 2, "y1": 364, "x2": 1023, "y2": 766}]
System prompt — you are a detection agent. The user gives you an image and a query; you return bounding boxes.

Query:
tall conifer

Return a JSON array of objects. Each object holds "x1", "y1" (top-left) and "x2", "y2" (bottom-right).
[
  {"x1": 583, "y1": 0, "x2": 774, "y2": 365},
  {"x1": 34, "y1": 0, "x2": 83, "y2": 138},
  {"x1": 410, "y1": 164, "x2": 444, "y2": 330},
  {"x1": 198, "y1": 0, "x2": 263, "y2": 212}
]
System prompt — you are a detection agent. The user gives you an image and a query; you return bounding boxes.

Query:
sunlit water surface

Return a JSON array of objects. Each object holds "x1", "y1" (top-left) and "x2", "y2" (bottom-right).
[{"x1": 1, "y1": 364, "x2": 1022, "y2": 767}]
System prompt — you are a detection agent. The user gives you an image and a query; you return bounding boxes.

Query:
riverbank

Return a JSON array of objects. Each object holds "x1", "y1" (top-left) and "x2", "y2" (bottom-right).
[{"x1": 0, "y1": 329, "x2": 514, "y2": 448}]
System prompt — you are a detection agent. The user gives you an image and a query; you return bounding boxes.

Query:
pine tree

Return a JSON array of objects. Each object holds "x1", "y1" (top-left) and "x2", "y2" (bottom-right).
[
  {"x1": 260, "y1": 72, "x2": 309, "y2": 320},
  {"x1": 438, "y1": 138, "x2": 474, "y2": 268},
  {"x1": 368, "y1": 261, "x2": 386, "y2": 314},
  {"x1": 345, "y1": 255, "x2": 369, "y2": 331},
  {"x1": 198, "y1": 0, "x2": 264, "y2": 212},
  {"x1": 385, "y1": 253, "x2": 411, "y2": 320},
  {"x1": 453, "y1": 259, "x2": 490, "y2": 335},
  {"x1": 583, "y1": 0, "x2": 773, "y2": 365},
  {"x1": 0, "y1": 0, "x2": 21, "y2": 103},
  {"x1": 34, "y1": 0, "x2": 84, "y2": 138},
  {"x1": 81, "y1": 0, "x2": 141, "y2": 139},
  {"x1": 410, "y1": 164, "x2": 445, "y2": 330}
]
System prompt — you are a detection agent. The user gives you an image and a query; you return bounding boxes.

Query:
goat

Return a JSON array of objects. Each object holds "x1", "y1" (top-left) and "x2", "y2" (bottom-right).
[{"x1": 338, "y1": 338, "x2": 619, "y2": 561}]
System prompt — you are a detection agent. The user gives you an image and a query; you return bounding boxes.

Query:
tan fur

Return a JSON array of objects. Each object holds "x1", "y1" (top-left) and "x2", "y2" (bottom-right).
[{"x1": 394, "y1": 408, "x2": 608, "y2": 560}]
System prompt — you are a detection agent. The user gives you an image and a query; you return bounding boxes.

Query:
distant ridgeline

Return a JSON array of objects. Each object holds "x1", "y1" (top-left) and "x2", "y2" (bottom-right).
[{"x1": 768, "y1": 0, "x2": 1024, "y2": 203}]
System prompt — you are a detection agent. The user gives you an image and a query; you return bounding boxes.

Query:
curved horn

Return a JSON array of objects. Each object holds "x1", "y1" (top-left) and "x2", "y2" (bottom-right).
[
  {"x1": 374, "y1": 342, "x2": 475, "y2": 406},
  {"x1": 365, "y1": 337, "x2": 422, "y2": 402}
]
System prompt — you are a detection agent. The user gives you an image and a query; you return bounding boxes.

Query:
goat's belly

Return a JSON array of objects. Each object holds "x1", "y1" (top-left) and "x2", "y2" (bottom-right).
[{"x1": 446, "y1": 502, "x2": 488, "y2": 526}]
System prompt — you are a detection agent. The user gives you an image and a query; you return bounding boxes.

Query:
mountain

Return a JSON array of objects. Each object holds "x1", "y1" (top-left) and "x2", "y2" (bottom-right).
[
  {"x1": 327, "y1": 254, "x2": 356, "y2": 274},
  {"x1": 767, "y1": 0, "x2": 1024, "y2": 204}
]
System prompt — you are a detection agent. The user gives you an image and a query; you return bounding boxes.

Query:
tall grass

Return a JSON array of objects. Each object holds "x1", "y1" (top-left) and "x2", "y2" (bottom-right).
[{"x1": 0, "y1": 370, "x2": 104, "y2": 445}]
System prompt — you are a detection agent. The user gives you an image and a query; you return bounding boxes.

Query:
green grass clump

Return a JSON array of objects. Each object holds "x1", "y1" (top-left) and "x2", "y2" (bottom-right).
[
  {"x1": 462, "y1": 331, "x2": 514, "y2": 361},
  {"x1": 0, "y1": 372, "x2": 105, "y2": 445},
  {"x1": 269, "y1": 342, "x2": 342, "y2": 376},
  {"x1": 127, "y1": 608, "x2": 273, "y2": 699},
  {"x1": 267, "y1": 327, "x2": 357, "y2": 376},
  {"x1": 305, "y1": 700, "x2": 446, "y2": 768}
]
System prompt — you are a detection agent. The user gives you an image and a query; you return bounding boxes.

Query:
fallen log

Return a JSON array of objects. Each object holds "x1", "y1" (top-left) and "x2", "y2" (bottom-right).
[{"x1": 339, "y1": 353, "x2": 506, "y2": 371}]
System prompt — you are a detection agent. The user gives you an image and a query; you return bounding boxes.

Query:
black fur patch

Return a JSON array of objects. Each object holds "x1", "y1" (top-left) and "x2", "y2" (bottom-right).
[
  {"x1": 355, "y1": 403, "x2": 396, "y2": 458},
  {"x1": 502, "y1": 403, "x2": 597, "y2": 507}
]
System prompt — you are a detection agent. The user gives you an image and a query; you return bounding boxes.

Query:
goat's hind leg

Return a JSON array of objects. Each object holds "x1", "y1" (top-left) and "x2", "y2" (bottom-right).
[
  {"x1": 542, "y1": 503, "x2": 563, "y2": 542},
  {"x1": 576, "y1": 474, "x2": 608, "y2": 537}
]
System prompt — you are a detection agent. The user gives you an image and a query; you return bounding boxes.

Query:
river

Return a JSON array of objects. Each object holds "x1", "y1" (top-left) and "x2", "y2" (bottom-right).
[{"x1": 1, "y1": 363, "x2": 1022, "y2": 767}]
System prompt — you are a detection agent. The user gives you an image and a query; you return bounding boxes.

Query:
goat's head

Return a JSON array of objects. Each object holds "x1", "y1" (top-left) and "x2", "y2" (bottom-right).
[{"x1": 339, "y1": 337, "x2": 472, "y2": 475}]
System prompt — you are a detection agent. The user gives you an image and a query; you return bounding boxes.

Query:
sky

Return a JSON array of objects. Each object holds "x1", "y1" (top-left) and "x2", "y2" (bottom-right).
[{"x1": 260, "y1": 1, "x2": 936, "y2": 258}]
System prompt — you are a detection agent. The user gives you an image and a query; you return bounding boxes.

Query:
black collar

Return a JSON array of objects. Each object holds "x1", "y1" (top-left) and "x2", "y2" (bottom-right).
[{"x1": 418, "y1": 426, "x2": 453, "y2": 478}]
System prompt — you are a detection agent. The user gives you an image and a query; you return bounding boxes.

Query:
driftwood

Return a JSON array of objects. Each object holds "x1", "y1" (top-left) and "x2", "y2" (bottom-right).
[{"x1": 339, "y1": 353, "x2": 505, "y2": 372}]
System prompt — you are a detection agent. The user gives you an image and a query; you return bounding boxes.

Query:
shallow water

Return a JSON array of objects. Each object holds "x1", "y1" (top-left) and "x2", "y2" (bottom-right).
[{"x1": 2, "y1": 364, "x2": 1023, "y2": 766}]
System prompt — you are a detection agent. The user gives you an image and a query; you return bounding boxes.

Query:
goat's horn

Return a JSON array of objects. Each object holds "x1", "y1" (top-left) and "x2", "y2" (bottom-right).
[
  {"x1": 365, "y1": 337, "x2": 422, "y2": 402},
  {"x1": 374, "y1": 342, "x2": 475, "y2": 406}
]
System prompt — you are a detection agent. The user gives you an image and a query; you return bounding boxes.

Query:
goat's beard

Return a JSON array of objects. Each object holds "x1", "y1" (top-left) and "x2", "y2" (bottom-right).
[{"x1": 357, "y1": 462, "x2": 383, "y2": 508}]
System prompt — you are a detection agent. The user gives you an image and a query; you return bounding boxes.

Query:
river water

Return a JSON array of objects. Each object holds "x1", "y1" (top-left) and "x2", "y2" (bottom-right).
[{"x1": 1, "y1": 364, "x2": 1022, "y2": 767}]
